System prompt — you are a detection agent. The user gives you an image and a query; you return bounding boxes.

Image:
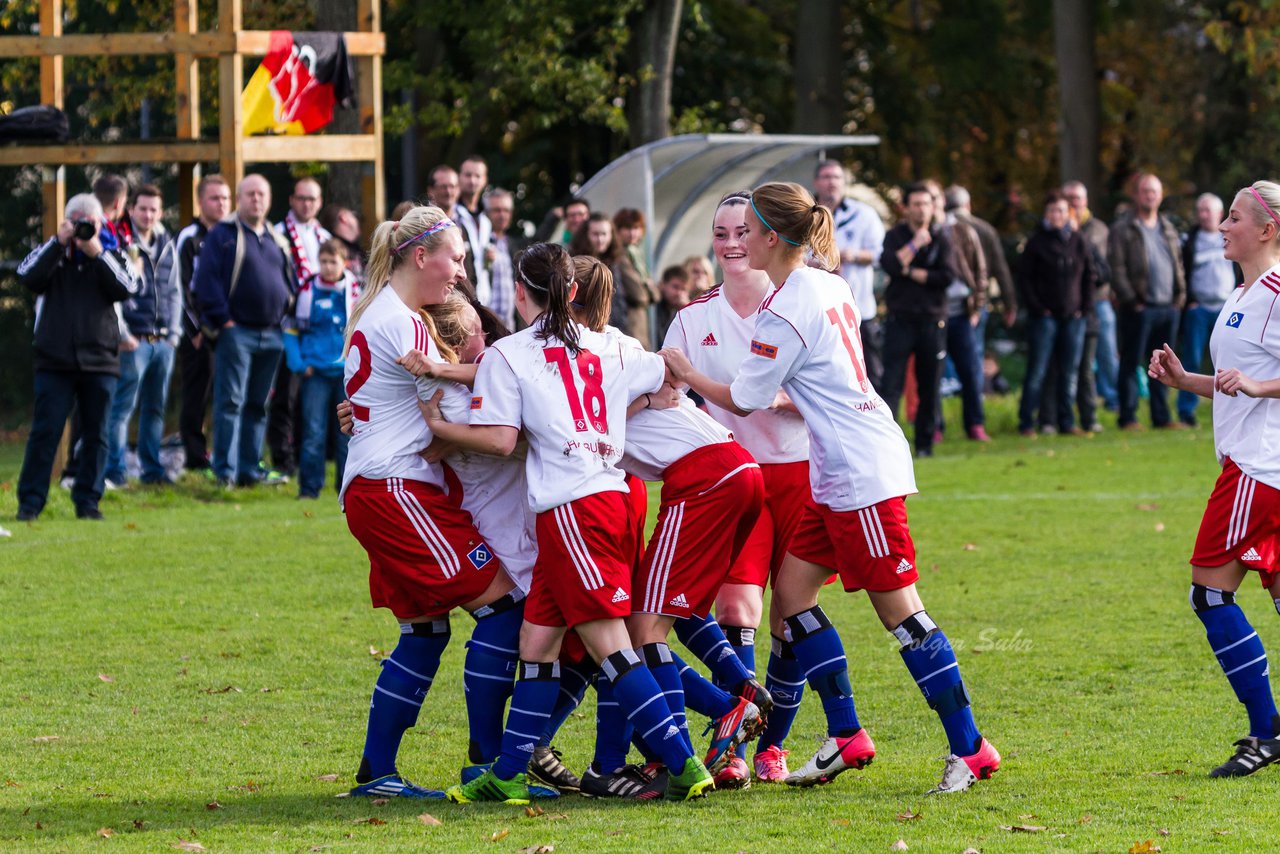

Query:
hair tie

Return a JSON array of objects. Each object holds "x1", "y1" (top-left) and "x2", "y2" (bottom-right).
[
  {"x1": 749, "y1": 195, "x2": 801, "y2": 247},
  {"x1": 1248, "y1": 186, "x2": 1280, "y2": 230},
  {"x1": 394, "y1": 218, "x2": 455, "y2": 253},
  {"x1": 391, "y1": 220, "x2": 400, "y2": 229}
]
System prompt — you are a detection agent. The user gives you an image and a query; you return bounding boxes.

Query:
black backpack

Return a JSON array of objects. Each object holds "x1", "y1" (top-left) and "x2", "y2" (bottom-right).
[{"x1": 0, "y1": 105, "x2": 70, "y2": 143}]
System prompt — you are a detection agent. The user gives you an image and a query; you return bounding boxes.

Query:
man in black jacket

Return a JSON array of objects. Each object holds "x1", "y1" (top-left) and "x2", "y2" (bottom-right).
[
  {"x1": 879, "y1": 182, "x2": 953, "y2": 458},
  {"x1": 16, "y1": 193, "x2": 139, "y2": 520}
]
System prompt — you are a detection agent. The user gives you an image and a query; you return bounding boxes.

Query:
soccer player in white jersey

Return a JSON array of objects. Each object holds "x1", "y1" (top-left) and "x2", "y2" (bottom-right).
[
  {"x1": 1149, "y1": 179, "x2": 1280, "y2": 777},
  {"x1": 662, "y1": 193, "x2": 816, "y2": 786},
  {"x1": 423, "y1": 242, "x2": 715, "y2": 804},
  {"x1": 661, "y1": 181, "x2": 1000, "y2": 795},
  {"x1": 338, "y1": 206, "x2": 524, "y2": 800}
]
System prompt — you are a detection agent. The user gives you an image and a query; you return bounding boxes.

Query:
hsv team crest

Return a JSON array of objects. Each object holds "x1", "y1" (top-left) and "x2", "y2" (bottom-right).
[{"x1": 1226, "y1": 312, "x2": 1244, "y2": 328}]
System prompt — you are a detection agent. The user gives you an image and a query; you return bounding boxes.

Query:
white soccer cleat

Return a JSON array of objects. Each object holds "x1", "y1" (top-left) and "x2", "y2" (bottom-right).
[
  {"x1": 926, "y1": 737, "x2": 1001, "y2": 795},
  {"x1": 784, "y1": 729, "x2": 875, "y2": 787}
]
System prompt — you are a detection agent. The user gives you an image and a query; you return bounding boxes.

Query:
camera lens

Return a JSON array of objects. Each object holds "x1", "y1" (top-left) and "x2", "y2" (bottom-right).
[{"x1": 74, "y1": 221, "x2": 96, "y2": 241}]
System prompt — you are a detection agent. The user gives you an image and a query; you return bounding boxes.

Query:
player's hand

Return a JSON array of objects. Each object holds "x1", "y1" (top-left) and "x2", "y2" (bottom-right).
[
  {"x1": 336, "y1": 399, "x2": 355, "y2": 436},
  {"x1": 119, "y1": 333, "x2": 140, "y2": 353},
  {"x1": 646, "y1": 382, "x2": 681, "y2": 411},
  {"x1": 769, "y1": 388, "x2": 799, "y2": 413},
  {"x1": 1216, "y1": 368, "x2": 1260, "y2": 398},
  {"x1": 418, "y1": 435, "x2": 457, "y2": 464},
  {"x1": 397, "y1": 348, "x2": 442, "y2": 378},
  {"x1": 419, "y1": 389, "x2": 445, "y2": 424},
  {"x1": 659, "y1": 347, "x2": 694, "y2": 382},
  {"x1": 1147, "y1": 343, "x2": 1184, "y2": 388}
]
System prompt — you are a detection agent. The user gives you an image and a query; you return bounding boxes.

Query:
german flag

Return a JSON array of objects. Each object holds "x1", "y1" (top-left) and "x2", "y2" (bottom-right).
[{"x1": 242, "y1": 31, "x2": 354, "y2": 136}]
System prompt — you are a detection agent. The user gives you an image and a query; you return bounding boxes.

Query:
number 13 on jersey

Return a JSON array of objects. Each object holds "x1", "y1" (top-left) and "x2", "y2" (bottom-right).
[
  {"x1": 826, "y1": 303, "x2": 871, "y2": 393},
  {"x1": 545, "y1": 346, "x2": 610, "y2": 433}
]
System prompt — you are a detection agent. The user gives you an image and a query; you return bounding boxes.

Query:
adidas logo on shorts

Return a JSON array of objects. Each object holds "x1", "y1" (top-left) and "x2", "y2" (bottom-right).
[
  {"x1": 896, "y1": 558, "x2": 914, "y2": 574},
  {"x1": 701, "y1": 333, "x2": 718, "y2": 346},
  {"x1": 611, "y1": 587, "x2": 630, "y2": 603},
  {"x1": 669, "y1": 593, "x2": 689, "y2": 608},
  {"x1": 1242, "y1": 548, "x2": 1263, "y2": 563},
  {"x1": 518, "y1": 742, "x2": 536, "y2": 752},
  {"x1": 663, "y1": 725, "x2": 680, "y2": 740}
]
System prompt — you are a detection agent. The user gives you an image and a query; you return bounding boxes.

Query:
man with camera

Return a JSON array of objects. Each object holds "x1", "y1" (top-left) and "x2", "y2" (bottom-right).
[{"x1": 16, "y1": 193, "x2": 139, "y2": 521}]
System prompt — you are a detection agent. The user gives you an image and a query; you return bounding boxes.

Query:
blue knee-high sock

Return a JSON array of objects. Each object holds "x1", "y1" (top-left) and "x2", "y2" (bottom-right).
[
  {"x1": 602, "y1": 649, "x2": 694, "y2": 772},
  {"x1": 539, "y1": 656, "x2": 593, "y2": 748},
  {"x1": 722, "y1": 626, "x2": 757, "y2": 758},
  {"x1": 672, "y1": 652, "x2": 736, "y2": 718},
  {"x1": 592, "y1": 673, "x2": 634, "y2": 772},
  {"x1": 894, "y1": 611, "x2": 982, "y2": 757},
  {"x1": 783, "y1": 607, "x2": 860, "y2": 737},
  {"x1": 358, "y1": 619, "x2": 450, "y2": 782},
  {"x1": 642, "y1": 643, "x2": 693, "y2": 754},
  {"x1": 675, "y1": 613, "x2": 753, "y2": 688},
  {"x1": 493, "y1": 661, "x2": 560, "y2": 780},
  {"x1": 758, "y1": 635, "x2": 805, "y2": 751},
  {"x1": 1193, "y1": 585, "x2": 1280, "y2": 738},
  {"x1": 464, "y1": 592, "x2": 525, "y2": 764}
]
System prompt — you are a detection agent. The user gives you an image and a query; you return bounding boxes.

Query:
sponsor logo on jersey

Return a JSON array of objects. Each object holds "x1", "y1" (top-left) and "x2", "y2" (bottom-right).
[
  {"x1": 669, "y1": 593, "x2": 689, "y2": 608},
  {"x1": 896, "y1": 558, "x2": 914, "y2": 574},
  {"x1": 611, "y1": 587, "x2": 630, "y2": 603},
  {"x1": 1227, "y1": 312, "x2": 1245, "y2": 328},
  {"x1": 750, "y1": 339, "x2": 778, "y2": 359},
  {"x1": 701, "y1": 333, "x2": 718, "y2": 346},
  {"x1": 470, "y1": 395, "x2": 483, "y2": 410},
  {"x1": 1242, "y1": 547, "x2": 1263, "y2": 563},
  {"x1": 468, "y1": 544, "x2": 494, "y2": 569}
]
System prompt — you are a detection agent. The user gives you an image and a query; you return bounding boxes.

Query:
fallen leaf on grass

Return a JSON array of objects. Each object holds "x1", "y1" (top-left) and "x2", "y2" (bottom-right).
[
  {"x1": 228, "y1": 781, "x2": 261, "y2": 792},
  {"x1": 309, "y1": 847, "x2": 329, "y2": 852},
  {"x1": 368, "y1": 645, "x2": 389, "y2": 659},
  {"x1": 32, "y1": 735, "x2": 60, "y2": 743},
  {"x1": 97, "y1": 827, "x2": 114, "y2": 838},
  {"x1": 202, "y1": 686, "x2": 241, "y2": 694},
  {"x1": 418, "y1": 813, "x2": 442, "y2": 826},
  {"x1": 1158, "y1": 828, "x2": 1171, "y2": 836},
  {"x1": 890, "y1": 840, "x2": 908, "y2": 852},
  {"x1": 5, "y1": 780, "x2": 20, "y2": 787},
  {"x1": 491, "y1": 828, "x2": 510, "y2": 842},
  {"x1": 961, "y1": 849, "x2": 979, "y2": 854},
  {"x1": 1147, "y1": 769, "x2": 1185, "y2": 776},
  {"x1": 371, "y1": 798, "x2": 389, "y2": 806},
  {"x1": 1129, "y1": 842, "x2": 1162, "y2": 854},
  {"x1": 1215, "y1": 830, "x2": 1232, "y2": 836},
  {"x1": 353, "y1": 817, "x2": 385, "y2": 826},
  {"x1": 133, "y1": 820, "x2": 145, "y2": 830},
  {"x1": 316, "y1": 774, "x2": 340, "y2": 782},
  {"x1": 524, "y1": 806, "x2": 545, "y2": 817},
  {"x1": 1078, "y1": 814, "x2": 1093, "y2": 824},
  {"x1": 35, "y1": 821, "x2": 43, "y2": 830},
  {"x1": 896, "y1": 810, "x2": 921, "y2": 822},
  {"x1": 1154, "y1": 522, "x2": 1165, "y2": 532},
  {"x1": 173, "y1": 841, "x2": 207, "y2": 852},
  {"x1": 1000, "y1": 825, "x2": 1047, "y2": 833},
  {"x1": 303, "y1": 510, "x2": 315, "y2": 518},
  {"x1": 517, "y1": 847, "x2": 554, "y2": 854},
  {"x1": 94, "y1": 792, "x2": 111, "y2": 798},
  {"x1": 205, "y1": 802, "x2": 221, "y2": 811},
  {"x1": 1019, "y1": 814, "x2": 1038, "y2": 820},
  {"x1": 962, "y1": 543, "x2": 978, "y2": 551},
  {"x1": 1135, "y1": 503, "x2": 1160, "y2": 511},
  {"x1": 831, "y1": 818, "x2": 851, "y2": 827},
  {"x1": 98, "y1": 674, "x2": 115, "y2": 683}
]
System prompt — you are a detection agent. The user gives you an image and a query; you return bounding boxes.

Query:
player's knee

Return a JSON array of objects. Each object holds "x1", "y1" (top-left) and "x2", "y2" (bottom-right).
[
  {"x1": 892, "y1": 609, "x2": 939, "y2": 650},
  {"x1": 1189, "y1": 583, "x2": 1236, "y2": 613},
  {"x1": 781, "y1": 605, "x2": 833, "y2": 643},
  {"x1": 400, "y1": 617, "x2": 450, "y2": 638},
  {"x1": 471, "y1": 588, "x2": 526, "y2": 621}
]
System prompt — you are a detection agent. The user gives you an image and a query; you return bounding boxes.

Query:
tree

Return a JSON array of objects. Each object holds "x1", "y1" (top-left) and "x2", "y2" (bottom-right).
[
  {"x1": 792, "y1": 0, "x2": 844, "y2": 133},
  {"x1": 628, "y1": 0, "x2": 683, "y2": 147},
  {"x1": 1052, "y1": 0, "x2": 1099, "y2": 200}
]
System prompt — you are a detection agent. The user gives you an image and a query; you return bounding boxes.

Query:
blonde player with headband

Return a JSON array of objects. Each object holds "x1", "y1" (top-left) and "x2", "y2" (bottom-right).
[
  {"x1": 661, "y1": 182, "x2": 1000, "y2": 794},
  {"x1": 1149, "y1": 179, "x2": 1280, "y2": 777}
]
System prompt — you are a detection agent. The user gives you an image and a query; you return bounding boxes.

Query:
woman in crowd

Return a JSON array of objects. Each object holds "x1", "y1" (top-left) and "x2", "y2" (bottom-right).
[{"x1": 571, "y1": 213, "x2": 647, "y2": 344}]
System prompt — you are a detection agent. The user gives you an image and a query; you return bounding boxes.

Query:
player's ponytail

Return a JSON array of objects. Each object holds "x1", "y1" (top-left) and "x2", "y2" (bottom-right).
[
  {"x1": 751, "y1": 181, "x2": 840, "y2": 271},
  {"x1": 419, "y1": 304, "x2": 460, "y2": 365},
  {"x1": 520, "y1": 243, "x2": 580, "y2": 353},
  {"x1": 570, "y1": 255, "x2": 614, "y2": 332},
  {"x1": 346, "y1": 205, "x2": 453, "y2": 355}
]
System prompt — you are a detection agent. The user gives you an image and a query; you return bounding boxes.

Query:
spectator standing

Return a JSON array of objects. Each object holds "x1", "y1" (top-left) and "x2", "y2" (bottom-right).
[
  {"x1": 570, "y1": 212, "x2": 635, "y2": 340},
  {"x1": 482, "y1": 188, "x2": 523, "y2": 329},
  {"x1": 174, "y1": 175, "x2": 232, "y2": 472},
  {"x1": 653, "y1": 264, "x2": 691, "y2": 345},
  {"x1": 1109, "y1": 173, "x2": 1186, "y2": 430},
  {"x1": 284, "y1": 239, "x2": 355, "y2": 499},
  {"x1": 16, "y1": 193, "x2": 138, "y2": 520},
  {"x1": 1177, "y1": 192, "x2": 1240, "y2": 427},
  {"x1": 1064, "y1": 180, "x2": 1117, "y2": 410},
  {"x1": 1016, "y1": 191, "x2": 1097, "y2": 435},
  {"x1": 534, "y1": 197, "x2": 590, "y2": 245},
  {"x1": 879, "y1": 182, "x2": 953, "y2": 457},
  {"x1": 935, "y1": 182, "x2": 990, "y2": 441},
  {"x1": 103, "y1": 184, "x2": 179, "y2": 486},
  {"x1": 613, "y1": 208, "x2": 659, "y2": 347},
  {"x1": 319, "y1": 204, "x2": 367, "y2": 284},
  {"x1": 195, "y1": 174, "x2": 297, "y2": 487},
  {"x1": 455, "y1": 156, "x2": 492, "y2": 302},
  {"x1": 816, "y1": 160, "x2": 886, "y2": 389},
  {"x1": 684, "y1": 255, "x2": 715, "y2": 296},
  {"x1": 948, "y1": 184, "x2": 1018, "y2": 352}
]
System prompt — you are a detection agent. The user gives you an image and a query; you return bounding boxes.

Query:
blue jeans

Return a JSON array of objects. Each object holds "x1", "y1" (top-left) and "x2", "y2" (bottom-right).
[
  {"x1": 1094, "y1": 299, "x2": 1119, "y2": 409},
  {"x1": 1118, "y1": 305, "x2": 1179, "y2": 428},
  {"x1": 298, "y1": 372, "x2": 349, "y2": 497},
  {"x1": 1020, "y1": 315, "x2": 1086, "y2": 432},
  {"x1": 946, "y1": 312, "x2": 986, "y2": 431},
  {"x1": 18, "y1": 370, "x2": 117, "y2": 516},
  {"x1": 211, "y1": 325, "x2": 284, "y2": 483},
  {"x1": 105, "y1": 338, "x2": 176, "y2": 483},
  {"x1": 1177, "y1": 304, "x2": 1223, "y2": 423}
]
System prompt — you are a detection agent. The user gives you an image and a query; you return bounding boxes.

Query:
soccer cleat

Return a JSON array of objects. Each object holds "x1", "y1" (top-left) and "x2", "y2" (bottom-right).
[
  {"x1": 636, "y1": 761, "x2": 665, "y2": 782},
  {"x1": 580, "y1": 763, "x2": 667, "y2": 800},
  {"x1": 446, "y1": 769, "x2": 530, "y2": 805},
  {"x1": 926, "y1": 737, "x2": 1001, "y2": 794},
  {"x1": 753, "y1": 745, "x2": 790, "y2": 782},
  {"x1": 703, "y1": 698, "x2": 763, "y2": 773},
  {"x1": 732, "y1": 678, "x2": 774, "y2": 717},
  {"x1": 461, "y1": 763, "x2": 558, "y2": 799},
  {"x1": 785, "y1": 729, "x2": 876, "y2": 787},
  {"x1": 713, "y1": 755, "x2": 751, "y2": 790},
  {"x1": 346, "y1": 773, "x2": 446, "y2": 799},
  {"x1": 529, "y1": 745, "x2": 582, "y2": 793},
  {"x1": 1209, "y1": 735, "x2": 1280, "y2": 778},
  {"x1": 665, "y1": 756, "x2": 714, "y2": 801}
]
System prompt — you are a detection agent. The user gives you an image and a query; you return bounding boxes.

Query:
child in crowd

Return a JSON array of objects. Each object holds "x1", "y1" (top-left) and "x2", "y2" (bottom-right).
[{"x1": 653, "y1": 265, "x2": 692, "y2": 346}]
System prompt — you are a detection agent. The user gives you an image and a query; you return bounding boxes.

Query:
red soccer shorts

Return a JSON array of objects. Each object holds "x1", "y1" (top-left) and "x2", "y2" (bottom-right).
[
  {"x1": 345, "y1": 476, "x2": 500, "y2": 620},
  {"x1": 788, "y1": 496, "x2": 920, "y2": 593},
  {"x1": 725, "y1": 459, "x2": 812, "y2": 588},
  {"x1": 525, "y1": 490, "x2": 635, "y2": 629},
  {"x1": 634, "y1": 442, "x2": 765, "y2": 619},
  {"x1": 623, "y1": 472, "x2": 650, "y2": 573},
  {"x1": 1191, "y1": 457, "x2": 1280, "y2": 588}
]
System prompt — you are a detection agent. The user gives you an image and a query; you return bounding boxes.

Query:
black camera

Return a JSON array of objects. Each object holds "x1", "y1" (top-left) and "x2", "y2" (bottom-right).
[{"x1": 73, "y1": 220, "x2": 96, "y2": 241}]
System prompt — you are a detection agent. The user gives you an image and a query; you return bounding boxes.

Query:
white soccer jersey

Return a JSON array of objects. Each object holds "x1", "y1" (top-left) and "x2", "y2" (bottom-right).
[
  {"x1": 470, "y1": 320, "x2": 666, "y2": 513},
  {"x1": 664, "y1": 285, "x2": 809, "y2": 464},
  {"x1": 728, "y1": 266, "x2": 916, "y2": 512},
  {"x1": 1209, "y1": 265, "x2": 1280, "y2": 489},
  {"x1": 431, "y1": 379, "x2": 537, "y2": 592},
  {"x1": 339, "y1": 288, "x2": 443, "y2": 504}
]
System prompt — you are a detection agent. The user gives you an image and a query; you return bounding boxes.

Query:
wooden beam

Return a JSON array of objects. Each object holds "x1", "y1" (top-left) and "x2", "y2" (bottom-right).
[
  {"x1": 242, "y1": 134, "x2": 378, "y2": 163},
  {"x1": 175, "y1": 0, "x2": 201, "y2": 225},
  {"x1": 39, "y1": 0, "x2": 65, "y2": 241},
  {"x1": 0, "y1": 30, "x2": 385, "y2": 59},
  {"x1": 217, "y1": 0, "x2": 244, "y2": 189},
  {"x1": 357, "y1": 0, "x2": 385, "y2": 239},
  {"x1": 0, "y1": 142, "x2": 221, "y2": 167}
]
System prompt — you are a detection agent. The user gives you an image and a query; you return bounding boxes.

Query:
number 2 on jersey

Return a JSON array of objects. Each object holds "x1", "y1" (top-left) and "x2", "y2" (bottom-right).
[
  {"x1": 825, "y1": 303, "x2": 870, "y2": 393},
  {"x1": 545, "y1": 347, "x2": 609, "y2": 433},
  {"x1": 345, "y1": 330, "x2": 372, "y2": 421}
]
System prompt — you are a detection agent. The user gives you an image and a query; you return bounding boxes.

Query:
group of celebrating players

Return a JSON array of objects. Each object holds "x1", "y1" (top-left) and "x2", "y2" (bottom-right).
[{"x1": 333, "y1": 171, "x2": 1280, "y2": 805}]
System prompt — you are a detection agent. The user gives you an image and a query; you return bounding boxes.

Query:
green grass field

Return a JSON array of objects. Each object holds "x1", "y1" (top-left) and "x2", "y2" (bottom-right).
[{"x1": 1, "y1": 401, "x2": 1276, "y2": 852}]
